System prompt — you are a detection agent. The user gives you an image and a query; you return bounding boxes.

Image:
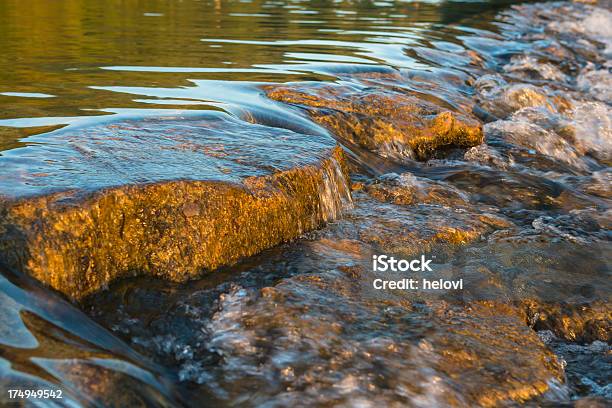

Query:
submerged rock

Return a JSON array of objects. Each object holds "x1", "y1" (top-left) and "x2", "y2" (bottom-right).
[
  {"x1": 427, "y1": 301, "x2": 563, "y2": 407},
  {"x1": 525, "y1": 300, "x2": 610, "y2": 343},
  {"x1": 365, "y1": 172, "x2": 469, "y2": 207},
  {"x1": 580, "y1": 169, "x2": 612, "y2": 198},
  {"x1": 453, "y1": 227, "x2": 611, "y2": 344},
  {"x1": 86, "y1": 245, "x2": 563, "y2": 407},
  {"x1": 576, "y1": 64, "x2": 612, "y2": 103},
  {"x1": 503, "y1": 55, "x2": 569, "y2": 82},
  {"x1": 538, "y1": 330, "x2": 611, "y2": 400},
  {"x1": 0, "y1": 113, "x2": 351, "y2": 300},
  {"x1": 265, "y1": 83, "x2": 483, "y2": 161},
  {"x1": 474, "y1": 78, "x2": 563, "y2": 120},
  {"x1": 463, "y1": 143, "x2": 513, "y2": 170},
  {"x1": 484, "y1": 120, "x2": 587, "y2": 170},
  {"x1": 326, "y1": 185, "x2": 514, "y2": 264}
]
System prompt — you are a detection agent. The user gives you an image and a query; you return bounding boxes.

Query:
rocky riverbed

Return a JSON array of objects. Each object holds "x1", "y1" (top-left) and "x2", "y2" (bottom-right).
[{"x1": 0, "y1": 0, "x2": 610, "y2": 406}]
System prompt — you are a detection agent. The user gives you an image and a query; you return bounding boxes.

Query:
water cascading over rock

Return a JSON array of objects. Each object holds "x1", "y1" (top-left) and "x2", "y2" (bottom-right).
[{"x1": 0, "y1": 112, "x2": 352, "y2": 300}]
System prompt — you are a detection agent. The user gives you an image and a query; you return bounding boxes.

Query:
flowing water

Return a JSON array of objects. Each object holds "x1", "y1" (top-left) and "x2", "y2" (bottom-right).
[{"x1": 0, "y1": 0, "x2": 610, "y2": 407}]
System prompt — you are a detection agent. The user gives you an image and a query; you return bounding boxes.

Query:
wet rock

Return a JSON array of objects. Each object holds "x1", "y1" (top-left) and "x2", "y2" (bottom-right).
[
  {"x1": 475, "y1": 77, "x2": 563, "y2": 119},
  {"x1": 440, "y1": 167, "x2": 574, "y2": 211},
  {"x1": 81, "y1": 154, "x2": 582, "y2": 407},
  {"x1": 427, "y1": 301, "x2": 563, "y2": 407},
  {"x1": 538, "y1": 330, "x2": 611, "y2": 400},
  {"x1": 572, "y1": 397, "x2": 611, "y2": 407},
  {"x1": 576, "y1": 63, "x2": 612, "y2": 102},
  {"x1": 451, "y1": 227, "x2": 611, "y2": 343},
  {"x1": 502, "y1": 1, "x2": 612, "y2": 66},
  {"x1": 569, "y1": 101, "x2": 612, "y2": 165},
  {"x1": 473, "y1": 74, "x2": 509, "y2": 100},
  {"x1": 365, "y1": 172, "x2": 469, "y2": 207},
  {"x1": 336, "y1": 190, "x2": 512, "y2": 261},
  {"x1": 351, "y1": 70, "x2": 478, "y2": 117},
  {"x1": 503, "y1": 55, "x2": 569, "y2": 82},
  {"x1": 484, "y1": 120, "x2": 587, "y2": 170},
  {"x1": 87, "y1": 258, "x2": 563, "y2": 407},
  {"x1": 580, "y1": 169, "x2": 612, "y2": 198},
  {"x1": 530, "y1": 208, "x2": 611, "y2": 242},
  {"x1": 265, "y1": 83, "x2": 483, "y2": 161},
  {"x1": 473, "y1": 85, "x2": 611, "y2": 169},
  {"x1": 463, "y1": 144, "x2": 512, "y2": 170},
  {"x1": 0, "y1": 114, "x2": 351, "y2": 300},
  {"x1": 505, "y1": 100, "x2": 612, "y2": 167},
  {"x1": 525, "y1": 301, "x2": 611, "y2": 343},
  {"x1": 509, "y1": 106, "x2": 575, "y2": 141}
]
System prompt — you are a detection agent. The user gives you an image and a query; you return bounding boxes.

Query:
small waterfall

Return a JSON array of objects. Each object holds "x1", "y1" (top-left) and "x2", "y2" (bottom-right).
[{"x1": 318, "y1": 155, "x2": 353, "y2": 222}]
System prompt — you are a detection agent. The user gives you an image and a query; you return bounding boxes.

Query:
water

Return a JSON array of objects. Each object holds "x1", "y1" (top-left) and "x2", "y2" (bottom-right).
[
  {"x1": 0, "y1": 111, "x2": 337, "y2": 198},
  {"x1": 0, "y1": 0, "x2": 610, "y2": 406}
]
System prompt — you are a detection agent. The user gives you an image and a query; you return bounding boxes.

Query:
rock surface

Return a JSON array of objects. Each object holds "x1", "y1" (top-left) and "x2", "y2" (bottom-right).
[
  {"x1": 0, "y1": 113, "x2": 351, "y2": 300},
  {"x1": 265, "y1": 83, "x2": 483, "y2": 161}
]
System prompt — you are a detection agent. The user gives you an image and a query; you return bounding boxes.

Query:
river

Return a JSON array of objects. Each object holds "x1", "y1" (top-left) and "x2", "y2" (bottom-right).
[{"x1": 0, "y1": 0, "x2": 610, "y2": 406}]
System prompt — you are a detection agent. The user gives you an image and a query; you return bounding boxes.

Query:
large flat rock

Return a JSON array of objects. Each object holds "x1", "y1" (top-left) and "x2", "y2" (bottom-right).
[{"x1": 0, "y1": 111, "x2": 351, "y2": 300}]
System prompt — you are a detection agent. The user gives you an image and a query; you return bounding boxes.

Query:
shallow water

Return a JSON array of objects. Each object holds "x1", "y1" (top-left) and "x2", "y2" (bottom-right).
[{"x1": 0, "y1": 0, "x2": 610, "y2": 407}]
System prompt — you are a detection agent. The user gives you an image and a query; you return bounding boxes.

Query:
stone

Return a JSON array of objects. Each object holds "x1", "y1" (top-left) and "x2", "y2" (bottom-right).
[
  {"x1": 523, "y1": 300, "x2": 611, "y2": 343},
  {"x1": 265, "y1": 83, "x2": 483, "y2": 161},
  {"x1": 365, "y1": 172, "x2": 469, "y2": 207},
  {"x1": 453, "y1": 228, "x2": 611, "y2": 343},
  {"x1": 0, "y1": 113, "x2": 351, "y2": 300},
  {"x1": 474, "y1": 76, "x2": 565, "y2": 119},
  {"x1": 84, "y1": 244, "x2": 563, "y2": 407}
]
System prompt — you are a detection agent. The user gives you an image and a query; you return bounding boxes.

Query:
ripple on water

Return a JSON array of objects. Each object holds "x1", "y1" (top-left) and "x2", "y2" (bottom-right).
[{"x1": 0, "y1": 110, "x2": 336, "y2": 198}]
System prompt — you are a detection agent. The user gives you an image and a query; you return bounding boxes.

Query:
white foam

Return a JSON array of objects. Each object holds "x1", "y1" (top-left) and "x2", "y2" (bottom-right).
[
  {"x1": 571, "y1": 100, "x2": 612, "y2": 162},
  {"x1": 576, "y1": 63, "x2": 612, "y2": 102},
  {"x1": 547, "y1": 4, "x2": 612, "y2": 56},
  {"x1": 485, "y1": 120, "x2": 587, "y2": 169},
  {"x1": 504, "y1": 55, "x2": 568, "y2": 82}
]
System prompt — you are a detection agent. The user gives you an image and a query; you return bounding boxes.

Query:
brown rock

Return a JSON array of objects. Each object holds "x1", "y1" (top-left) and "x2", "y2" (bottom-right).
[
  {"x1": 365, "y1": 172, "x2": 469, "y2": 207},
  {"x1": 265, "y1": 83, "x2": 483, "y2": 161},
  {"x1": 452, "y1": 231, "x2": 612, "y2": 343},
  {"x1": 0, "y1": 147, "x2": 351, "y2": 301},
  {"x1": 523, "y1": 300, "x2": 611, "y2": 343},
  {"x1": 430, "y1": 301, "x2": 564, "y2": 407},
  {"x1": 329, "y1": 190, "x2": 512, "y2": 261}
]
